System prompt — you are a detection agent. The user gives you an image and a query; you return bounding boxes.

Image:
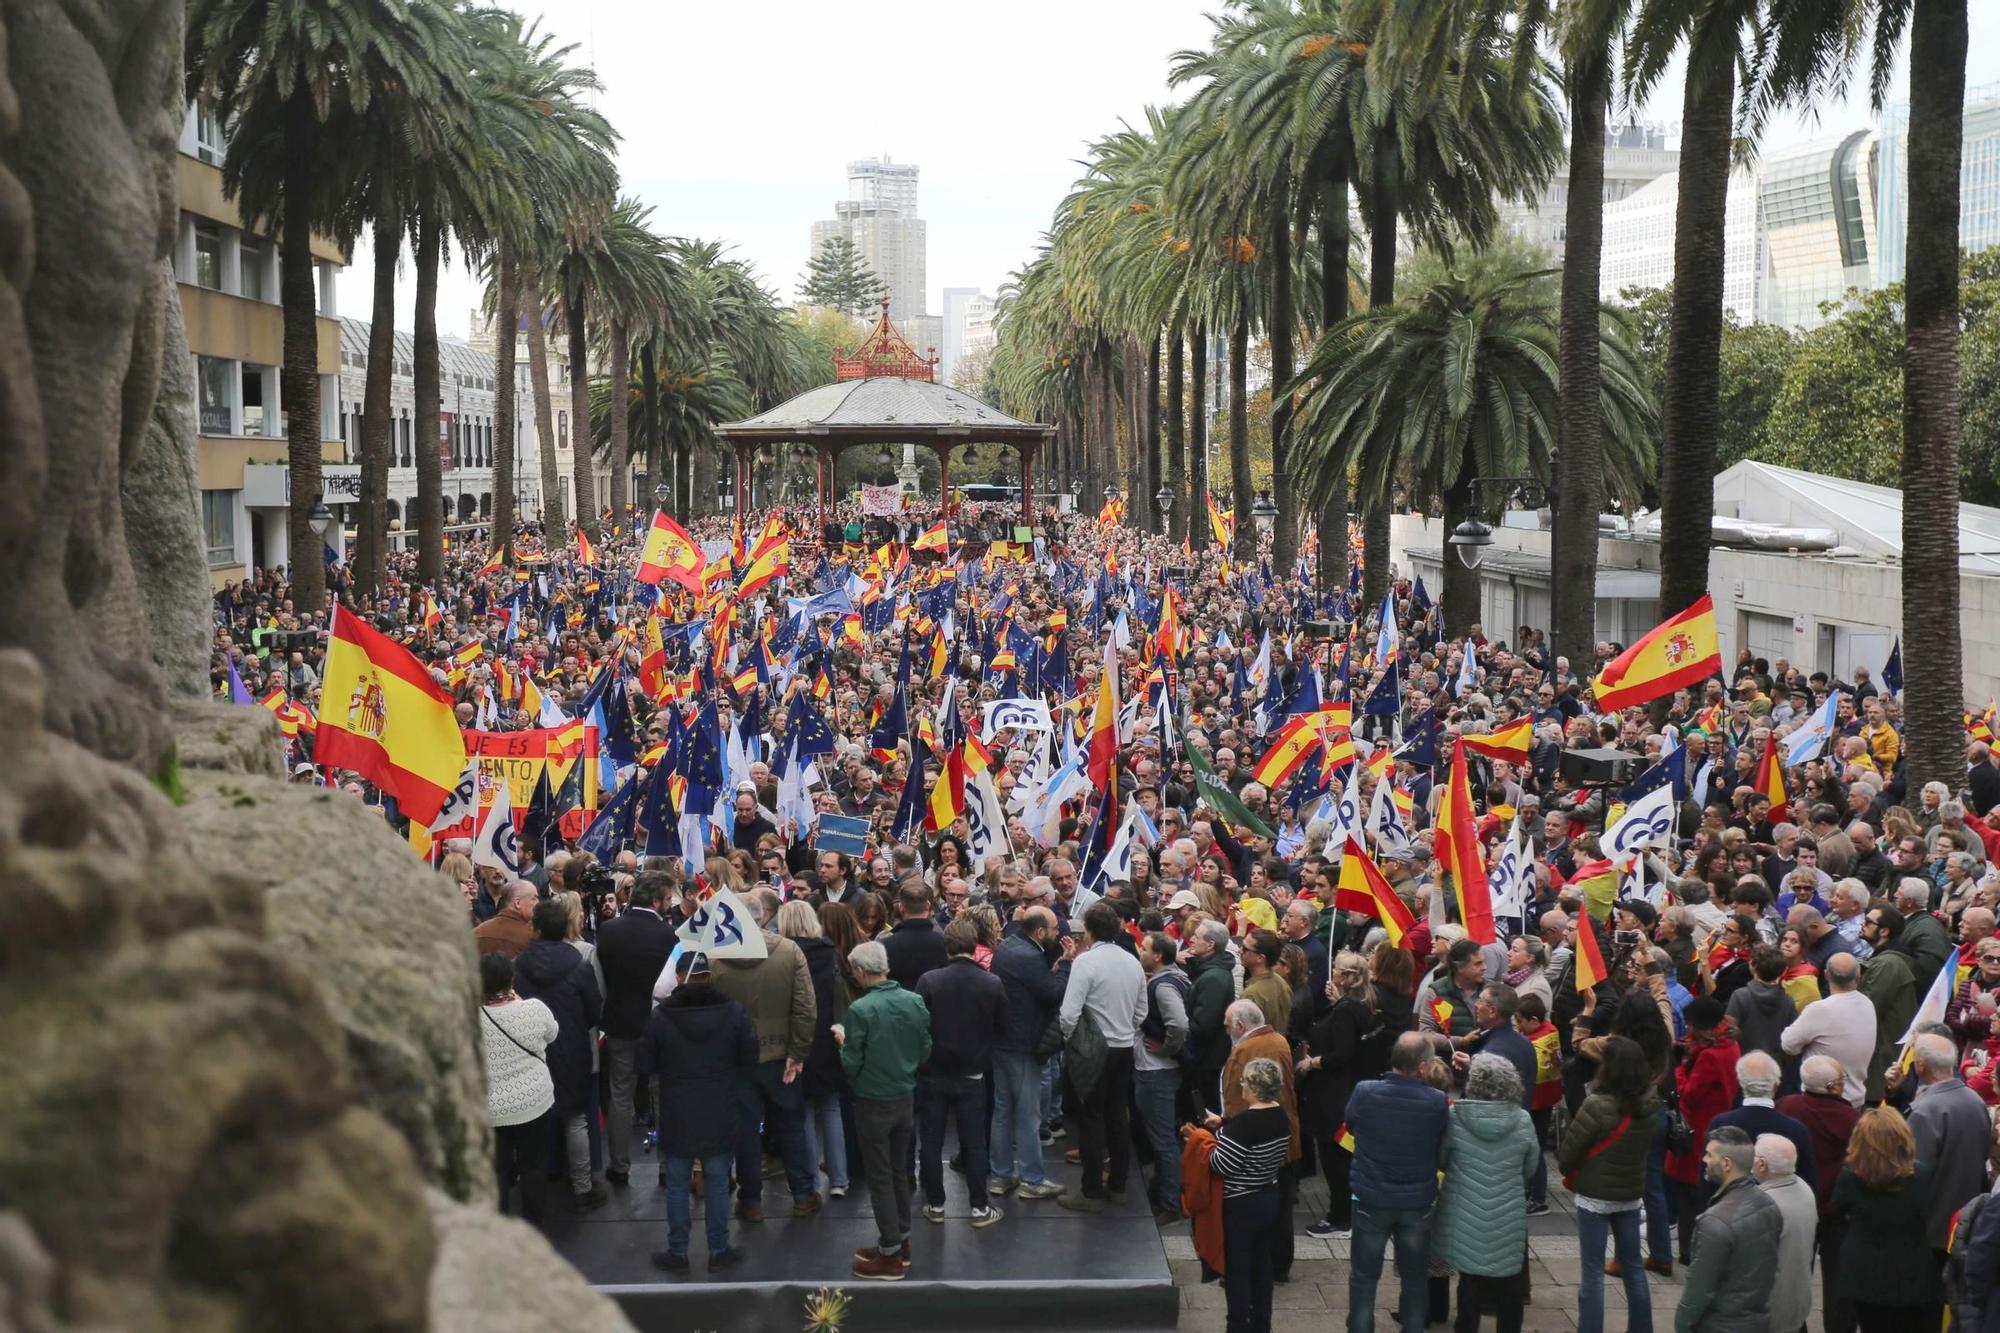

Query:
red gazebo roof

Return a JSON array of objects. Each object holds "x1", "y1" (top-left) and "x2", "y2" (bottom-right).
[{"x1": 834, "y1": 298, "x2": 938, "y2": 382}]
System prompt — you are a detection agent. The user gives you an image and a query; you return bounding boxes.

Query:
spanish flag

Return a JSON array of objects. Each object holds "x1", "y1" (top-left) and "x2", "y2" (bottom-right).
[
  {"x1": 914, "y1": 520, "x2": 950, "y2": 554},
  {"x1": 1591, "y1": 594, "x2": 1722, "y2": 712},
  {"x1": 748, "y1": 514, "x2": 788, "y2": 563},
  {"x1": 1251, "y1": 711, "x2": 1355, "y2": 787},
  {"x1": 315, "y1": 605, "x2": 467, "y2": 824},
  {"x1": 736, "y1": 538, "x2": 788, "y2": 600},
  {"x1": 1755, "y1": 727, "x2": 1788, "y2": 822},
  {"x1": 638, "y1": 613, "x2": 667, "y2": 699},
  {"x1": 1335, "y1": 837, "x2": 1417, "y2": 946},
  {"x1": 635, "y1": 509, "x2": 704, "y2": 593},
  {"x1": 1573, "y1": 912, "x2": 1611, "y2": 991},
  {"x1": 1460, "y1": 717, "x2": 1532, "y2": 765},
  {"x1": 1436, "y1": 739, "x2": 1496, "y2": 944},
  {"x1": 926, "y1": 739, "x2": 968, "y2": 832},
  {"x1": 576, "y1": 527, "x2": 599, "y2": 567},
  {"x1": 1206, "y1": 492, "x2": 1233, "y2": 547},
  {"x1": 478, "y1": 550, "x2": 502, "y2": 578}
]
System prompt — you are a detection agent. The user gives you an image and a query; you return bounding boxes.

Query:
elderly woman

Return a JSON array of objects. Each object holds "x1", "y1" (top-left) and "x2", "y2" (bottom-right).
[
  {"x1": 1437, "y1": 1054, "x2": 1541, "y2": 1333},
  {"x1": 1942, "y1": 851, "x2": 1982, "y2": 921},
  {"x1": 480, "y1": 952, "x2": 559, "y2": 1222},
  {"x1": 1205, "y1": 1056, "x2": 1292, "y2": 1333},
  {"x1": 1501, "y1": 935, "x2": 1553, "y2": 1014}
]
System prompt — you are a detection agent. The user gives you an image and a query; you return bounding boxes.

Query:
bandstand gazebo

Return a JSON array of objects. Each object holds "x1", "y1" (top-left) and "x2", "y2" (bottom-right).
[{"x1": 715, "y1": 301, "x2": 1052, "y2": 527}]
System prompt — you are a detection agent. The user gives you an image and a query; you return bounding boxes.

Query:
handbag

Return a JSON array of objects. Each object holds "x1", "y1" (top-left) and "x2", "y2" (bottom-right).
[
  {"x1": 1561, "y1": 1112, "x2": 1631, "y2": 1193},
  {"x1": 1662, "y1": 1087, "x2": 1695, "y2": 1155}
]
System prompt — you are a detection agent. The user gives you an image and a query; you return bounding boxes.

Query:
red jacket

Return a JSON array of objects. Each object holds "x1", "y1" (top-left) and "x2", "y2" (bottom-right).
[
  {"x1": 1668, "y1": 1036, "x2": 1740, "y2": 1185},
  {"x1": 1180, "y1": 1128, "x2": 1226, "y2": 1275}
]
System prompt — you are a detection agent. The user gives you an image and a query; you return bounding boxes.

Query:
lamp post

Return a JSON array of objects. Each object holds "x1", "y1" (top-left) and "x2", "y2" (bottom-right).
[
  {"x1": 654, "y1": 480, "x2": 671, "y2": 512},
  {"x1": 307, "y1": 492, "x2": 337, "y2": 558},
  {"x1": 715, "y1": 473, "x2": 729, "y2": 515},
  {"x1": 1069, "y1": 478, "x2": 1081, "y2": 515},
  {"x1": 1154, "y1": 483, "x2": 1174, "y2": 526},
  {"x1": 1251, "y1": 489, "x2": 1277, "y2": 534}
]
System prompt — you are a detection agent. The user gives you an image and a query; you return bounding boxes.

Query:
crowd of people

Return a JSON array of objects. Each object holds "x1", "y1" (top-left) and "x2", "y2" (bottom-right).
[{"x1": 213, "y1": 495, "x2": 2000, "y2": 1331}]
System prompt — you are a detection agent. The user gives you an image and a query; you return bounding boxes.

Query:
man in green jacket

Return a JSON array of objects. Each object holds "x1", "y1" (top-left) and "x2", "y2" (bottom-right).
[
  {"x1": 838, "y1": 939, "x2": 931, "y2": 1282},
  {"x1": 1858, "y1": 904, "x2": 1919, "y2": 1103}
]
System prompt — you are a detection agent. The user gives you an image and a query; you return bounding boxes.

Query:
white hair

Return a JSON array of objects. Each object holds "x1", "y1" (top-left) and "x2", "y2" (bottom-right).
[
  {"x1": 1915, "y1": 1032, "x2": 1958, "y2": 1080},
  {"x1": 1736, "y1": 1051, "x2": 1780, "y2": 1099},
  {"x1": 1800, "y1": 1055, "x2": 1844, "y2": 1095},
  {"x1": 1754, "y1": 1133, "x2": 1798, "y2": 1177},
  {"x1": 849, "y1": 941, "x2": 889, "y2": 977}
]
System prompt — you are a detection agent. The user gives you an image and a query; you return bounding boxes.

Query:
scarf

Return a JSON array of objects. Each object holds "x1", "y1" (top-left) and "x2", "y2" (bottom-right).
[{"x1": 1503, "y1": 963, "x2": 1537, "y2": 990}]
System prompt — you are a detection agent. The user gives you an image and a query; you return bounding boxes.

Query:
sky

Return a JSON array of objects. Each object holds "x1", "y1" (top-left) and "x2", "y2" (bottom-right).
[{"x1": 369, "y1": 0, "x2": 2000, "y2": 343}]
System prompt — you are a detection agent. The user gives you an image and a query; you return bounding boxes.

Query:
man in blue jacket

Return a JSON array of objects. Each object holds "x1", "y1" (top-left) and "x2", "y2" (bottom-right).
[
  {"x1": 1345, "y1": 1031, "x2": 1451, "y2": 1333},
  {"x1": 990, "y1": 907, "x2": 1073, "y2": 1200}
]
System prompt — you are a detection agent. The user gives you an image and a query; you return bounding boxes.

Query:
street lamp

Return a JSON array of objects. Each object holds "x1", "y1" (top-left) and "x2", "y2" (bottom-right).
[
  {"x1": 714, "y1": 473, "x2": 729, "y2": 513},
  {"x1": 1251, "y1": 489, "x2": 1278, "y2": 534},
  {"x1": 1449, "y1": 475, "x2": 1548, "y2": 569},
  {"x1": 1448, "y1": 516, "x2": 1495, "y2": 568},
  {"x1": 307, "y1": 493, "x2": 337, "y2": 548},
  {"x1": 1154, "y1": 484, "x2": 1174, "y2": 521},
  {"x1": 654, "y1": 480, "x2": 671, "y2": 510}
]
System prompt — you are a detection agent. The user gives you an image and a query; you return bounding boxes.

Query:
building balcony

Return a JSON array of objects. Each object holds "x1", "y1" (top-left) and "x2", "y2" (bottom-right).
[
  {"x1": 198, "y1": 434, "x2": 345, "y2": 492},
  {"x1": 176, "y1": 155, "x2": 345, "y2": 264},
  {"x1": 180, "y1": 284, "x2": 340, "y2": 375}
]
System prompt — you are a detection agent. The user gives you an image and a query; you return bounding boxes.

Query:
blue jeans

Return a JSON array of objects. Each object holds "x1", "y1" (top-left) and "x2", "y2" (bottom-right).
[
  {"x1": 1575, "y1": 1207, "x2": 1651, "y2": 1333},
  {"x1": 991, "y1": 1049, "x2": 1048, "y2": 1184},
  {"x1": 918, "y1": 1072, "x2": 991, "y2": 1205},
  {"x1": 735, "y1": 1059, "x2": 815, "y2": 1206},
  {"x1": 1349, "y1": 1203, "x2": 1432, "y2": 1333},
  {"x1": 804, "y1": 1092, "x2": 849, "y2": 1190},
  {"x1": 1643, "y1": 1108, "x2": 1672, "y2": 1262},
  {"x1": 1133, "y1": 1067, "x2": 1182, "y2": 1211},
  {"x1": 664, "y1": 1152, "x2": 733, "y2": 1259}
]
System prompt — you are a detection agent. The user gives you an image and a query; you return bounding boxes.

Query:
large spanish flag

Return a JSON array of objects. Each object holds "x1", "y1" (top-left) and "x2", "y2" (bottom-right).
[
  {"x1": 1460, "y1": 717, "x2": 1532, "y2": 765},
  {"x1": 1251, "y1": 710, "x2": 1354, "y2": 787},
  {"x1": 1336, "y1": 837, "x2": 1418, "y2": 946},
  {"x1": 315, "y1": 605, "x2": 467, "y2": 824},
  {"x1": 913, "y1": 520, "x2": 950, "y2": 554},
  {"x1": 736, "y1": 538, "x2": 789, "y2": 600},
  {"x1": 576, "y1": 527, "x2": 599, "y2": 567},
  {"x1": 1591, "y1": 594, "x2": 1721, "y2": 711},
  {"x1": 1755, "y1": 728, "x2": 1789, "y2": 822},
  {"x1": 635, "y1": 509, "x2": 703, "y2": 592},
  {"x1": 1436, "y1": 738, "x2": 1496, "y2": 944},
  {"x1": 1573, "y1": 913, "x2": 1611, "y2": 991}
]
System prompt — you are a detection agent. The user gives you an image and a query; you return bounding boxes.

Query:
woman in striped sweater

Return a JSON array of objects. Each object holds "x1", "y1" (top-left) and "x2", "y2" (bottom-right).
[{"x1": 1206, "y1": 1056, "x2": 1292, "y2": 1333}]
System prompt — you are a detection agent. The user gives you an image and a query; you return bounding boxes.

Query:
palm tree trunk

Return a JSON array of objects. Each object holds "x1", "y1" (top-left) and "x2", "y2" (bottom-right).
[
  {"x1": 1100, "y1": 339, "x2": 1120, "y2": 511},
  {"x1": 566, "y1": 265, "x2": 595, "y2": 541},
  {"x1": 1317, "y1": 172, "x2": 1351, "y2": 602},
  {"x1": 608, "y1": 320, "x2": 630, "y2": 526},
  {"x1": 357, "y1": 213, "x2": 397, "y2": 594},
  {"x1": 1229, "y1": 314, "x2": 1256, "y2": 562},
  {"x1": 1901, "y1": 0, "x2": 1970, "y2": 796},
  {"x1": 1144, "y1": 331, "x2": 1162, "y2": 535},
  {"x1": 491, "y1": 241, "x2": 519, "y2": 560},
  {"x1": 1554, "y1": 51, "x2": 1610, "y2": 669},
  {"x1": 1190, "y1": 323, "x2": 1210, "y2": 553},
  {"x1": 1124, "y1": 340, "x2": 1144, "y2": 523},
  {"x1": 1657, "y1": 57, "x2": 1734, "y2": 623},
  {"x1": 641, "y1": 339, "x2": 662, "y2": 512},
  {"x1": 689, "y1": 438, "x2": 711, "y2": 518},
  {"x1": 1441, "y1": 438, "x2": 1480, "y2": 639},
  {"x1": 1269, "y1": 185, "x2": 1297, "y2": 573},
  {"x1": 1082, "y1": 347, "x2": 1103, "y2": 507},
  {"x1": 526, "y1": 290, "x2": 561, "y2": 533},
  {"x1": 281, "y1": 87, "x2": 326, "y2": 612},
  {"x1": 1166, "y1": 328, "x2": 1186, "y2": 543},
  {"x1": 1361, "y1": 121, "x2": 1399, "y2": 614},
  {"x1": 413, "y1": 214, "x2": 444, "y2": 584}
]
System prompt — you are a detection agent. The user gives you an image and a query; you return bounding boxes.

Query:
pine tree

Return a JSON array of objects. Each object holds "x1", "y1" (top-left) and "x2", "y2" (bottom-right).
[{"x1": 800, "y1": 237, "x2": 886, "y2": 318}]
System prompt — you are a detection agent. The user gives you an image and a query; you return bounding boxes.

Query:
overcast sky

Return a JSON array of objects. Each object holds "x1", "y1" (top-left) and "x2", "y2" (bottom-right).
[{"x1": 369, "y1": 0, "x2": 2000, "y2": 342}]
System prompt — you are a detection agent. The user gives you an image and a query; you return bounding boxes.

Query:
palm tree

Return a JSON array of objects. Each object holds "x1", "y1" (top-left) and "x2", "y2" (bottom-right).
[
  {"x1": 187, "y1": 0, "x2": 456, "y2": 611},
  {"x1": 1290, "y1": 269, "x2": 1656, "y2": 636},
  {"x1": 1746, "y1": 0, "x2": 1970, "y2": 795},
  {"x1": 1626, "y1": 0, "x2": 1759, "y2": 625}
]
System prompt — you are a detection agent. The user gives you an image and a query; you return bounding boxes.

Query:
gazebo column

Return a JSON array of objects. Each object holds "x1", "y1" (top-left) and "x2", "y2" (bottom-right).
[
  {"x1": 815, "y1": 444, "x2": 830, "y2": 534},
  {"x1": 935, "y1": 443, "x2": 953, "y2": 516},
  {"x1": 733, "y1": 443, "x2": 750, "y2": 532}
]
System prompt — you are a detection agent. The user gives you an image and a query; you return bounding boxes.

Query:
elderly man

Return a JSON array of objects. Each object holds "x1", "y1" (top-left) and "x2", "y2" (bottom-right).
[
  {"x1": 1907, "y1": 1031, "x2": 1993, "y2": 1262},
  {"x1": 839, "y1": 940, "x2": 933, "y2": 1282},
  {"x1": 1214, "y1": 997, "x2": 1303, "y2": 1278},
  {"x1": 1183, "y1": 918, "x2": 1238, "y2": 1114},
  {"x1": 473, "y1": 880, "x2": 538, "y2": 959},
  {"x1": 1281, "y1": 898, "x2": 1328, "y2": 998},
  {"x1": 1345, "y1": 1032, "x2": 1452, "y2": 1333},
  {"x1": 1894, "y1": 879, "x2": 1955, "y2": 993},
  {"x1": 1676, "y1": 1126, "x2": 1783, "y2": 1333},
  {"x1": 1754, "y1": 1134, "x2": 1819, "y2": 1333},
  {"x1": 711, "y1": 888, "x2": 821, "y2": 1223},
  {"x1": 990, "y1": 906, "x2": 1072, "y2": 1201},
  {"x1": 1825, "y1": 879, "x2": 1873, "y2": 957},
  {"x1": 1778, "y1": 1056, "x2": 1861, "y2": 1333},
  {"x1": 1710, "y1": 1051, "x2": 1816, "y2": 1199},
  {"x1": 1780, "y1": 954, "x2": 1875, "y2": 1107}
]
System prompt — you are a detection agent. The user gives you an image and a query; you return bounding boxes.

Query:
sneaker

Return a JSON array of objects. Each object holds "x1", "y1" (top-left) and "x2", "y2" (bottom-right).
[
  {"x1": 649, "y1": 1250, "x2": 690, "y2": 1274},
  {"x1": 1048, "y1": 1123, "x2": 1068, "y2": 1140},
  {"x1": 1306, "y1": 1220, "x2": 1349, "y2": 1240},
  {"x1": 971, "y1": 1205, "x2": 1004, "y2": 1229},
  {"x1": 853, "y1": 1241, "x2": 912, "y2": 1263},
  {"x1": 829, "y1": 1185, "x2": 849, "y2": 1199},
  {"x1": 1152, "y1": 1206, "x2": 1181, "y2": 1227},
  {"x1": 793, "y1": 1193, "x2": 823, "y2": 1218},
  {"x1": 1057, "y1": 1192, "x2": 1106, "y2": 1214},
  {"x1": 708, "y1": 1248, "x2": 746, "y2": 1273},
  {"x1": 989, "y1": 1177, "x2": 1017, "y2": 1197},
  {"x1": 1016, "y1": 1180, "x2": 1063, "y2": 1200},
  {"x1": 605, "y1": 1168, "x2": 630, "y2": 1188},
  {"x1": 570, "y1": 1186, "x2": 609, "y2": 1213},
  {"x1": 852, "y1": 1254, "x2": 909, "y2": 1282},
  {"x1": 1038, "y1": 1129, "x2": 1056, "y2": 1146},
  {"x1": 924, "y1": 1204, "x2": 947, "y2": 1224},
  {"x1": 1525, "y1": 1200, "x2": 1551, "y2": 1217},
  {"x1": 735, "y1": 1201, "x2": 764, "y2": 1223}
]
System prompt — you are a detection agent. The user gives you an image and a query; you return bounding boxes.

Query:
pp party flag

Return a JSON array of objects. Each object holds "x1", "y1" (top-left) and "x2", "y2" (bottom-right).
[
  {"x1": 1336, "y1": 837, "x2": 1417, "y2": 946},
  {"x1": 636, "y1": 509, "x2": 704, "y2": 592},
  {"x1": 470, "y1": 772, "x2": 520, "y2": 877},
  {"x1": 1459, "y1": 718, "x2": 1532, "y2": 765},
  {"x1": 914, "y1": 520, "x2": 950, "y2": 554},
  {"x1": 576, "y1": 527, "x2": 599, "y2": 568},
  {"x1": 315, "y1": 604, "x2": 466, "y2": 824},
  {"x1": 1436, "y1": 738, "x2": 1496, "y2": 944},
  {"x1": 1572, "y1": 910, "x2": 1612, "y2": 991},
  {"x1": 1590, "y1": 594, "x2": 1721, "y2": 712},
  {"x1": 1755, "y1": 727, "x2": 1789, "y2": 822}
]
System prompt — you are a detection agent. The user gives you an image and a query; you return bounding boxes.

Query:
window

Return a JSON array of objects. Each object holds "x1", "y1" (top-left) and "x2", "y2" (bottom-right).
[
  {"x1": 202, "y1": 490, "x2": 237, "y2": 566},
  {"x1": 195, "y1": 106, "x2": 224, "y2": 165},
  {"x1": 197, "y1": 356, "x2": 233, "y2": 434},
  {"x1": 398, "y1": 412, "x2": 411, "y2": 468},
  {"x1": 558, "y1": 410, "x2": 568, "y2": 448},
  {"x1": 194, "y1": 222, "x2": 224, "y2": 290},
  {"x1": 239, "y1": 238, "x2": 268, "y2": 302},
  {"x1": 241, "y1": 366, "x2": 268, "y2": 435}
]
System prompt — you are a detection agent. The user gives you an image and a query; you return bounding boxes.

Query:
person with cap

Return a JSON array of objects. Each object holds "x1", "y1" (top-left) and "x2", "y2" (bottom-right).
[
  {"x1": 1165, "y1": 887, "x2": 1203, "y2": 942},
  {"x1": 637, "y1": 950, "x2": 757, "y2": 1275}
]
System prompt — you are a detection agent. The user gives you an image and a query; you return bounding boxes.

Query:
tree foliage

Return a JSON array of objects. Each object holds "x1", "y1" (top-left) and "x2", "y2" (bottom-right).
[{"x1": 799, "y1": 237, "x2": 885, "y2": 319}]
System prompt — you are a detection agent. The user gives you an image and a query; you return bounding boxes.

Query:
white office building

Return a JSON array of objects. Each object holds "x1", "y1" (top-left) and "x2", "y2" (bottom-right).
[
  {"x1": 1599, "y1": 165, "x2": 1765, "y2": 321},
  {"x1": 1499, "y1": 122, "x2": 1680, "y2": 260},
  {"x1": 811, "y1": 156, "x2": 929, "y2": 326}
]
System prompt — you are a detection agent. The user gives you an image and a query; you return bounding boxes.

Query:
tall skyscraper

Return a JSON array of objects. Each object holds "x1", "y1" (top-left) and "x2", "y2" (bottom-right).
[{"x1": 811, "y1": 156, "x2": 928, "y2": 326}]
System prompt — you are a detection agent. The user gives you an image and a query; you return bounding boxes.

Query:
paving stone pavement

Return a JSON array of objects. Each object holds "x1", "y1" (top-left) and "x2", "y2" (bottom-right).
[{"x1": 1164, "y1": 1163, "x2": 1826, "y2": 1331}]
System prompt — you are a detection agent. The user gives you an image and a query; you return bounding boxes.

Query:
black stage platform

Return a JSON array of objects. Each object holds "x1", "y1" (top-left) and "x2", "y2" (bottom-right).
[{"x1": 544, "y1": 1154, "x2": 1178, "y2": 1333}]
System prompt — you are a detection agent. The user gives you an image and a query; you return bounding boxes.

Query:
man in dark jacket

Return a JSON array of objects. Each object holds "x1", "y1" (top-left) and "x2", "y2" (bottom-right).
[
  {"x1": 1895, "y1": 880, "x2": 1956, "y2": 994},
  {"x1": 1344, "y1": 1031, "x2": 1451, "y2": 1333},
  {"x1": 1724, "y1": 946, "x2": 1799, "y2": 1065},
  {"x1": 1777, "y1": 1054, "x2": 1863, "y2": 1333},
  {"x1": 637, "y1": 953, "x2": 757, "y2": 1273},
  {"x1": 596, "y1": 872, "x2": 675, "y2": 1188},
  {"x1": 915, "y1": 920, "x2": 1008, "y2": 1224},
  {"x1": 1183, "y1": 919, "x2": 1237, "y2": 1114},
  {"x1": 1910, "y1": 1031, "x2": 1996, "y2": 1258},
  {"x1": 884, "y1": 883, "x2": 948, "y2": 990},
  {"x1": 1676, "y1": 1126, "x2": 1783, "y2": 1333},
  {"x1": 512, "y1": 899, "x2": 605, "y2": 1212},
  {"x1": 1710, "y1": 1051, "x2": 1817, "y2": 1203},
  {"x1": 990, "y1": 907, "x2": 1072, "y2": 1200},
  {"x1": 710, "y1": 888, "x2": 820, "y2": 1223}
]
